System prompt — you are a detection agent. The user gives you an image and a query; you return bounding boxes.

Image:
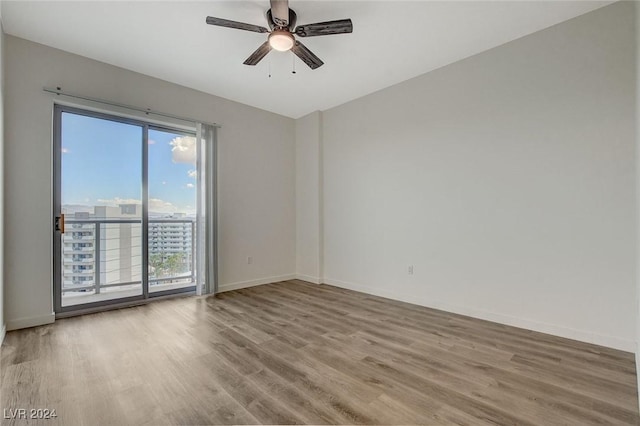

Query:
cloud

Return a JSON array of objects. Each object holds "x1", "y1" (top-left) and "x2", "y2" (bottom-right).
[
  {"x1": 162, "y1": 181, "x2": 167, "y2": 185},
  {"x1": 96, "y1": 197, "x2": 141, "y2": 206},
  {"x1": 61, "y1": 147, "x2": 70, "y2": 154},
  {"x1": 96, "y1": 197, "x2": 182, "y2": 214},
  {"x1": 148, "y1": 139, "x2": 157, "y2": 145},
  {"x1": 149, "y1": 198, "x2": 178, "y2": 213},
  {"x1": 188, "y1": 169, "x2": 197, "y2": 179},
  {"x1": 170, "y1": 136, "x2": 196, "y2": 164},
  {"x1": 186, "y1": 183, "x2": 194, "y2": 189}
]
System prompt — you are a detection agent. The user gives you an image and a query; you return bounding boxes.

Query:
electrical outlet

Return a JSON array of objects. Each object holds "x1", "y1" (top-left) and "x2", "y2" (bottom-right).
[
  {"x1": 247, "y1": 256, "x2": 253, "y2": 265},
  {"x1": 408, "y1": 265, "x2": 414, "y2": 275}
]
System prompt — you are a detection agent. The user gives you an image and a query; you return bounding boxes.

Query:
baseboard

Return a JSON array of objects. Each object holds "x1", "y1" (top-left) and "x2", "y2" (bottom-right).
[
  {"x1": 6, "y1": 312, "x2": 55, "y2": 331},
  {"x1": 637, "y1": 344, "x2": 640, "y2": 413},
  {"x1": 218, "y1": 274, "x2": 296, "y2": 292},
  {"x1": 295, "y1": 274, "x2": 322, "y2": 284},
  {"x1": 0, "y1": 324, "x2": 5, "y2": 346},
  {"x1": 323, "y1": 277, "x2": 635, "y2": 352}
]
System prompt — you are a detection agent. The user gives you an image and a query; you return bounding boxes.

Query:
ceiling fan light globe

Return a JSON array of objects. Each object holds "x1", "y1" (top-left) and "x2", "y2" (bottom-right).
[{"x1": 269, "y1": 31, "x2": 294, "y2": 51}]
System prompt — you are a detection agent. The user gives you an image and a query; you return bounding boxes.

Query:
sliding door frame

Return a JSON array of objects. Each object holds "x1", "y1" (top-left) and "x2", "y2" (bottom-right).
[{"x1": 53, "y1": 104, "x2": 198, "y2": 315}]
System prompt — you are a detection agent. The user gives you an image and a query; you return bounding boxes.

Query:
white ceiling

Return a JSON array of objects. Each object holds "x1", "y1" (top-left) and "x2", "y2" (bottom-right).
[{"x1": 1, "y1": 1, "x2": 612, "y2": 118}]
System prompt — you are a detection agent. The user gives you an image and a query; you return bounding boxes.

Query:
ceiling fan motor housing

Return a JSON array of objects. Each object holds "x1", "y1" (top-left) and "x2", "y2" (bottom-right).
[{"x1": 267, "y1": 9, "x2": 297, "y2": 31}]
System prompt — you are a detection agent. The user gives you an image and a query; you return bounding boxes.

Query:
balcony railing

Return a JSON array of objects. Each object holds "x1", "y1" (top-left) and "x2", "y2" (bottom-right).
[{"x1": 61, "y1": 218, "x2": 195, "y2": 295}]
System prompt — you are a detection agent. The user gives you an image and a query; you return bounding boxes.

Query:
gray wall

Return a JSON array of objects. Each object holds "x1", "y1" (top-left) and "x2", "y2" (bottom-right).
[
  {"x1": 314, "y1": 2, "x2": 635, "y2": 350},
  {"x1": 0, "y1": 7, "x2": 5, "y2": 342},
  {"x1": 295, "y1": 111, "x2": 322, "y2": 283},
  {"x1": 4, "y1": 36, "x2": 296, "y2": 329},
  {"x1": 635, "y1": 0, "x2": 640, "y2": 408}
]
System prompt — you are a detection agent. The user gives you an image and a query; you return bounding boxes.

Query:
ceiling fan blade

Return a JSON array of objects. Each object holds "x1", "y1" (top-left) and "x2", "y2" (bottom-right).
[
  {"x1": 295, "y1": 19, "x2": 353, "y2": 37},
  {"x1": 270, "y1": 0, "x2": 289, "y2": 27},
  {"x1": 206, "y1": 16, "x2": 269, "y2": 33},
  {"x1": 243, "y1": 42, "x2": 272, "y2": 66},
  {"x1": 291, "y1": 41, "x2": 324, "y2": 70}
]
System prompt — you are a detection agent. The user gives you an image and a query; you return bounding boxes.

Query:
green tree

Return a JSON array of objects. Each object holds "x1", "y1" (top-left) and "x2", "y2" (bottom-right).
[
  {"x1": 165, "y1": 253, "x2": 186, "y2": 276},
  {"x1": 149, "y1": 253, "x2": 163, "y2": 277}
]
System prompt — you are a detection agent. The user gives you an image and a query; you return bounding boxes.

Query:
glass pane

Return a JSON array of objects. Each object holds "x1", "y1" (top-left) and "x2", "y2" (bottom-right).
[
  {"x1": 60, "y1": 112, "x2": 143, "y2": 306},
  {"x1": 147, "y1": 128, "x2": 197, "y2": 293}
]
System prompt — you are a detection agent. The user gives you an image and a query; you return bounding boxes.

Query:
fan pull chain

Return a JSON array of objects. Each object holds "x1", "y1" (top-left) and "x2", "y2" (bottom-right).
[
  {"x1": 292, "y1": 52, "x2": 296, "y2": 74},
  {"x1": 268, "y1": 57, "x2": 272, "y2": 78}
]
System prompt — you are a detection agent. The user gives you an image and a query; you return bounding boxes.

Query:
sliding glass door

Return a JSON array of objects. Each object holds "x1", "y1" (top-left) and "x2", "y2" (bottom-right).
[
  {"x1": 53, "y1": 105, "x2": 198, "y2": 313},
  {"x1": 147, "y1": 128, "x2": 197, "y2": 295}
]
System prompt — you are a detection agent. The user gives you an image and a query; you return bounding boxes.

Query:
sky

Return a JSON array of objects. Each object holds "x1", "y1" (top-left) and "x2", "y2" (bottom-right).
[{"x1": 61, "y1": 112, "x2": 197, "y2": 215}]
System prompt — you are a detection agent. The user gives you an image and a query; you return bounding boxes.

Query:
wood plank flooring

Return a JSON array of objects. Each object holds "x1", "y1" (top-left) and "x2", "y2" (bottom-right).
[{"x1": 1, "y1": 279, "x2": 638, "y2": 425}]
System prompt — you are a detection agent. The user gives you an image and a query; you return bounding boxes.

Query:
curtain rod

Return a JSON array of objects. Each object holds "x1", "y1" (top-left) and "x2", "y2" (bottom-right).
[{"x1": 43, "y1": 87, "x2": 221, "y2": 128}]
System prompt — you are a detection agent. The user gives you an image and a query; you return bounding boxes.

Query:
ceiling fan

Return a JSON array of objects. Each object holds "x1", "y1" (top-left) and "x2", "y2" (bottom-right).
[{"x1": 205, "y1": 0, "x2": 353, "y2": 70}]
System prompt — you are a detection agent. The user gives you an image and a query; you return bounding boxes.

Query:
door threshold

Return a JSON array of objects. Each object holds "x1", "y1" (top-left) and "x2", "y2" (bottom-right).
[{"x1": 55, "y1": 290, "x2": 196, "y2": 319}]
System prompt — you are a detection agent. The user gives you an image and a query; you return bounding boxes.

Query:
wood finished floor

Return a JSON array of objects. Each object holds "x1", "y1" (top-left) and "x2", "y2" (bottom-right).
[{"x1": 1, "y1": 280, "x2": 638, "y2": 425}]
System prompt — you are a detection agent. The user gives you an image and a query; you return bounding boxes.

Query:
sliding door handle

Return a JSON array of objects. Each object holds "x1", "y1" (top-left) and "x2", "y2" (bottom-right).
[{"x1": 55, "y1": 214, "x2": 65, "y2": 233}]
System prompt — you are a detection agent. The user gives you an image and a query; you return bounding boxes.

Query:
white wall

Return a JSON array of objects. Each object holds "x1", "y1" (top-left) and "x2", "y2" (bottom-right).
[
  {"x1": 318, "y1": 2, "x2": 636, "y2": 351},
  {"x1": 295, "y1": 111, "x2": 322, "y2": 283},
  {"x1": 4, "y1": 36, "x2": 295, "y2": 329}
]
